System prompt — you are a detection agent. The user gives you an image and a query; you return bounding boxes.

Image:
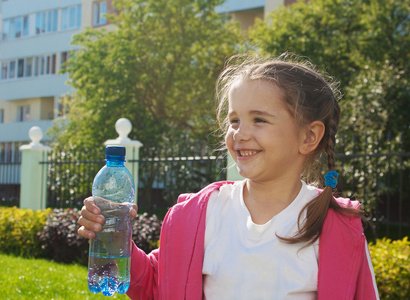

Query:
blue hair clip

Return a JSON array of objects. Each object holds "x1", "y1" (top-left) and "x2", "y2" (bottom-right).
[{"x1": 325, "y1": 171, "x2": 339, "y2": 188}]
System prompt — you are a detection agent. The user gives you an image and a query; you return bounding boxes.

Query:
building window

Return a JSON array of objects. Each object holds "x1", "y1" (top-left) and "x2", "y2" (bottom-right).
[
  {"x1": 34, "y1": 57, "x2": 39, "y2": 76},
  {"x1": 0, "y1": 109, "x2": 4, "y2": 123},
  {"x1": 61, "y1": 51, "x2": 69, "y2": 64},
  {"x1": 49, "y1": 10, "x2": 59, "y2": 32},
  {"x1": 60, "y1": 51, "x2": 70, "y2": 71},
  {"x1": 23, "y1": 16, "x2": 29, "y2": 36},
  {"x1": 15, "y1": 17, "x2": 22, "y2": 38},
  {"x1": 9, "y1": 19, "x2": 16, "y2": 39},
  {"x1": 2, "y1": 20, "x2": 9, "y2": 40},
  {"x1": 36, "y1": 9, "x2": 58, "y2": 35},
  {"x1": 69, "y1": 7, "x2": 76, "y2": 28},
  {"x1": 17, "y1": 59, "x2": 24, "y2": 78},
  {"x1": 1, "y1": 59, "x2": 20, "y2": 79},
  {"x1": 1, "y1": 62, "x2": 8, "y2": 80},
  {"x1": 2, "y1": 15, "x2": 30, "y2": 40},
  {"x1": 0, "y1": 53, "x2": 63, "y2": 81},
  {"x1": 25, "y1": 57, "x2": 33, "y2": 77},
  {"x1": 50, "y1": 54, "x2": 56, "y2": 74},
  {"x1": 61, "y1": 5, "x2": 82, "y2": 31},
  {"x1": 9, "y1": 61, "x2": 16, "y2": 79},
  {"x1": 61, "y1": 9, "x2": 68, "y2": 30},
  {"x1": 77, "y1": 5, "x2": 82, "y2": 28},
  {"x1": 40, "y1": 56, "x2": 46, "y2": 75},
  {"x1": 17, "y1": 105, "x2": 30, "y2": 122},
  {"x1": 2, "y1": 5, "x2": 82, "y2": 40},
  {"x1": 47, "y1": 54, "x2": 56, "y2": 74},
  {"x1": 93, "y1": 1, "x2": 107, "y2": 26},
  {"x1": 34, "y1": 54, "x2": 56, "y2": 76}
]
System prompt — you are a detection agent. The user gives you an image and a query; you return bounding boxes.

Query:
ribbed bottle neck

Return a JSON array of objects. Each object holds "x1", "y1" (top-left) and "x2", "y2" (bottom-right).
[{"x1": 106, "y1": 155, "x2": 125, "y2": 167}]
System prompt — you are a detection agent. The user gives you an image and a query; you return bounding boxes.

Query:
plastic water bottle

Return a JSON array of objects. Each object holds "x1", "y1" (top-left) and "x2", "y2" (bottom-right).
[{"x1": 88, "y1": 146, "x2": 135, "y2": 296}]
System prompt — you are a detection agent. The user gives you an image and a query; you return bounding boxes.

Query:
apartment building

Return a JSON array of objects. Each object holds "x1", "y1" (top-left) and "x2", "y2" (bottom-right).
[
  {"x1": 0, "y1": 0, "x2": 291, "y2": 183},
  {"x1": 0, "y1": 0, "x2": 116, "y2": 164},
  {"x1": 216, "y1": 0, "x2": 296, "y2": 30}
]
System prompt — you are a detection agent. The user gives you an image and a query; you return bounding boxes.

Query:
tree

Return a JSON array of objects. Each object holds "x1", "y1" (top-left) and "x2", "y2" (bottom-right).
[
  {"x1": 47, "y1": 0, "x2": 241, "y2": 210},
  {"x1": 248, "y1": 0, "x2": 409, "y2": 223},
  {"x1": 50, "y1": 0, "x2": 241, "y2": 150},
  {"x1": 249, "y1": 0, "x2": 408, "y2": 137}
]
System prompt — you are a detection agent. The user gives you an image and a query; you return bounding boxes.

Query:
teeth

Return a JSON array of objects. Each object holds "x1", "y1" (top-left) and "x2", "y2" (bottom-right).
[{"x1": 239, "y1": 150, "x2": 257, "y2": 156}]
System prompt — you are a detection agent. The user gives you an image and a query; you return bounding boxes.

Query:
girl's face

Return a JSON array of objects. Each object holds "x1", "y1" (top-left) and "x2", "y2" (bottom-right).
[{"x1": 225, "y1": 80, "x2": 307, "y2": 184}]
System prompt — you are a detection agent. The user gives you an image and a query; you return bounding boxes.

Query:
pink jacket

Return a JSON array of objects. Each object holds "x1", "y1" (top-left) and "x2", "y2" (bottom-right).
[{"x1": 127, "y1": 181, "x2": 379, "y2": 299}]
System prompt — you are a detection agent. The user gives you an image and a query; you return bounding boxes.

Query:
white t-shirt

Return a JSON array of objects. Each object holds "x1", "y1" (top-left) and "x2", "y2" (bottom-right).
[{"x1": 203, "y1": 180, "x2": 320, "y2": 300}]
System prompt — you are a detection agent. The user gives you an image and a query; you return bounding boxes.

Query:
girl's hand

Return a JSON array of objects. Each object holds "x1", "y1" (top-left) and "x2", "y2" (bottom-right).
[{"x1": 77, "y1": 196, "x2": 138, "y2": 239}]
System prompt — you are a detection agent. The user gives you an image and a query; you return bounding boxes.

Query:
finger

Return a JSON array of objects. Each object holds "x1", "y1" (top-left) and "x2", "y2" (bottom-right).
[
  {"x1": 78, "y1": 225, "x2": 96, "y2": 239},
  {"x1": 78, "y1": 214, "x2": 103, "y2": 232},
  {"x1": 130, "y1": 204, "x2": 138, "y2": 218},
  {"x1": 84, "y1": 196, "x2": 101, "y2": 215},
  {"x1": 81, "y1": 204, "x2": 105, "y2": 223}
]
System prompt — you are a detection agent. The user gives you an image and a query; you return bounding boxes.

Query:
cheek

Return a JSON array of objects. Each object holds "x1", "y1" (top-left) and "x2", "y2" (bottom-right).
[{"x1": 225, "y1": 129, "x2": 235, "y2": 150}]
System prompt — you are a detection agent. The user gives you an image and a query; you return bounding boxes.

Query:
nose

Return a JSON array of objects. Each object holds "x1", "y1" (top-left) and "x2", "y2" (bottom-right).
[{"x1": 233, "y1": 125, "x2": 250, "y2": 142}]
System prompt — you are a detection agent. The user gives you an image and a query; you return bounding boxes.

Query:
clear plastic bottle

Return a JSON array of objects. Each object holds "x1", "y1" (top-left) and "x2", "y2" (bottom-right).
[{"x1": 88, "y1": 146, "x2": 135, "y2": 296}]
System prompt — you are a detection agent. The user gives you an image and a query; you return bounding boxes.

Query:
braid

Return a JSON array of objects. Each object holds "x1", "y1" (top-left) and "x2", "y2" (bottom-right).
[
  {"x1": 277, "y1": 79, "x2": 365, "y2": 248},
  {"x1": 326, "y1": 106, "x2": 339, "y2": 172}
]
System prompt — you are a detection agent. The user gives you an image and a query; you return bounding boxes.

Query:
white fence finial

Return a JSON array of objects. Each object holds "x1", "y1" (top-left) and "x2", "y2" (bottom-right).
[
  {"x1": 20, "y1": 126, "x2": 51, "y2": 150},
  {"x1": 104, "y1": 118, "x2": 143, "y2": 147},
  {"x1": 116, "y1": 118, "x2": 132, "y2": 142}
]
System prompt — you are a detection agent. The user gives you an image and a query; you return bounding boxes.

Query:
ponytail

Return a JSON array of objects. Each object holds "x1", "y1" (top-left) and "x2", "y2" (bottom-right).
[
  {"x1": 278, "y1": 127, "x2": 365, "y2": 248},
  {"x1": 278, "y1": 179, "x2": 364, "y2": 248}
]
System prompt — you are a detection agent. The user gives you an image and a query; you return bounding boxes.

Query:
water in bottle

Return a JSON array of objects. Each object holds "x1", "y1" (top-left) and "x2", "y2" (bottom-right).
[{"x1": 88, "y1": 146, "x2": 135, "y2": 296}]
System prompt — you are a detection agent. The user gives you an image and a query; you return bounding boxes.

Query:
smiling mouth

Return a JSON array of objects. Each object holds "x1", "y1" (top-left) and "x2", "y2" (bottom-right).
[{"x1": 237, "y1": 150, "x2": 259, "y2": 157}]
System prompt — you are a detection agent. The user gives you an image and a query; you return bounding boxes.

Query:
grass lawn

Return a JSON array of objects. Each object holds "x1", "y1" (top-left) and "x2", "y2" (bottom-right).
[{"x1": 1, "y1": 254, "x2": 129, "y2": 299}]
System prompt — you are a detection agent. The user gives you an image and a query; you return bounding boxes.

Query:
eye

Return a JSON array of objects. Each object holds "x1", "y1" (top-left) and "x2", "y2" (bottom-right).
[
  {"x1": 229, "y1": 118, "x2": 240, "y2": 124},
  {"x1": 254, "y1": 118, "x2": 267, "y2": 123}
]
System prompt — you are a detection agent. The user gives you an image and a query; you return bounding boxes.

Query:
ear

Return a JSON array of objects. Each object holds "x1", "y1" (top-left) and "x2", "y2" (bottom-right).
[{"x1": 299, "y1": 121, "x2": 325, "y2": 154}]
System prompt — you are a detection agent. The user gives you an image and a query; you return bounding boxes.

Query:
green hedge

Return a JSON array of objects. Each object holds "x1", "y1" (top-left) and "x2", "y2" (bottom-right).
[
  {"x1": 0, "y1": 207, "x2": 161, "y2": 265},
  {"x1": 1, "y1": 207, "x2": 409, "y2": 298},
  {"x1": 0, "y1": 207, "x2": 50, "y2": 257},
  {"x1": 369, "y1": 237, "x2": 410, "y2": 299}
]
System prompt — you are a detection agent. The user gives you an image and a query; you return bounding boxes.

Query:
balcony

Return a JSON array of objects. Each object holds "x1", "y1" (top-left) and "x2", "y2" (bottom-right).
[
  {"x1": 0, "y1": 119, "x2": 53, "y2": 143},
  {"x1": 216, "y1": 0, "x2": 265, "y2": 13},
  {"x1": 0, "y1": 74, "x2": 71, "y2": 101}
]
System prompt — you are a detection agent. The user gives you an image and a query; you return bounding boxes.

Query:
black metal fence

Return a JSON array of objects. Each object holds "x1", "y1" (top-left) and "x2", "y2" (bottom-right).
[
  {"x1": 0, "y1": 149, "x2": 21, "y2": 207},
  {"x1": 43, "y1": 147, "x2": 106, "y2": 209},
  {"x1": 1, "y1": 133, "x2": 408, "y2": 240},
  {"x1": 40, "y1": 138, "x2": 227, "y2": 214},
  {"x1": 136, "y1": 140, "x2": 227, "y2": 213},
  {"x1": 332, "y1": 133, "x2": 409, "y2": 240}
]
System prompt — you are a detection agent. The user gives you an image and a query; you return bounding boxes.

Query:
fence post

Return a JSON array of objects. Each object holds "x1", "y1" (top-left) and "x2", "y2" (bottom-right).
[
  {"x1": 227, "y1": 154, "x2": 244, "y2": 181},
  {"x1": 19, "y1": 126, "x2": 51, "y2": 210},
  {"x1": 104, "y1": 118, "x2": 143, "y2": 204}
]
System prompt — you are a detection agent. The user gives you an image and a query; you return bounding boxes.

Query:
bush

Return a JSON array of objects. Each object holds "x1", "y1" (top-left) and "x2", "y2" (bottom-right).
[
  {"x1": 38, "y1": 208, "x2": 89, "y2": 265},
  {"x1": 132, "y1": 212, "x2": 162, "y2": 253},
  {"x1": 38, "y1": 208, "x2": 162, "y2": 265},
  {"x1": 369, "y1": 237, "x2": 410, "y2": 299},
  {"x1": 0, "y1": 207, "x2": 50, "y2": 257}
]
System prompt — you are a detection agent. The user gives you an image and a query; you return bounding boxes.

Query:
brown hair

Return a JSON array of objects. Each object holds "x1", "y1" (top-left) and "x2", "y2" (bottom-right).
[{"x1": 216, "y1": 53, "x2": 364, "y2": 247}]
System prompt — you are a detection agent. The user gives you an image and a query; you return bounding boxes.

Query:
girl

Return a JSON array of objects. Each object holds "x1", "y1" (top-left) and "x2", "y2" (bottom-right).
[{"x1": 78, "y1": 54, "x2": 379, "y2": 299}]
